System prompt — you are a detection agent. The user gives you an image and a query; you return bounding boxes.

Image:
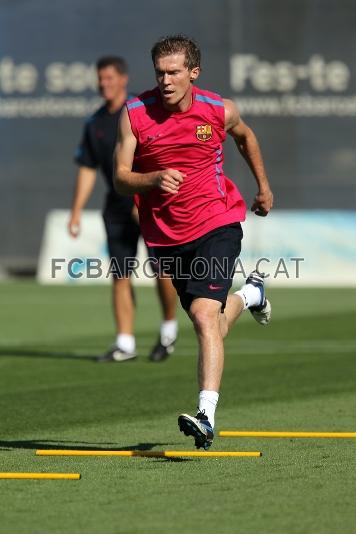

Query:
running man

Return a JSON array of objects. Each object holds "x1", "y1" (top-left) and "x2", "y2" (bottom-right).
[
  {"x1": 69, "y1": 55, "x2": 178, "y2": 363},
  {"x1": 114, "y1": 36, "x2": 273, "y2": 448}
]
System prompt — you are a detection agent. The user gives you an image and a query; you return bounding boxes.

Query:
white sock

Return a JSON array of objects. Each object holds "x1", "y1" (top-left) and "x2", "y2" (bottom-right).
[
  {"x1": 198, "y1": 390, "x2": 219, "y2": 428},
  {"x1": 116, "y1": 334, "x2": 135, "y2": 354},
  {"x1": 160, "y1": 319, "x2": 178, "y2": 346},
  {"x1": 235, "y1": 283, "x2": 262, "y2": 310}
]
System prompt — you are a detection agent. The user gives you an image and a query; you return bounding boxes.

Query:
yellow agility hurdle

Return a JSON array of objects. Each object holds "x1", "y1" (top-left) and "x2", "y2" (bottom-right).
[
  {"x1": 36, "y1": 449, "x2": 262, "y2": 458},
  {"x1": 219, "y1": 431, "x2": 356, "y2": 438},
  {"x1": 0, "y1": 472, "x2": 80, "y2": 480}
]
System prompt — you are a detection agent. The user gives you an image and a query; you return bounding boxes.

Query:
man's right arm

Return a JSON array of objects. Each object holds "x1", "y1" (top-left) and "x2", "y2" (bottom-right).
[
  {"x1": 114, "y1": 107, "x2": 184, "y2": 195},
  {"x1": 68, "y1": 166, "x2": 97, "y2": 237}
]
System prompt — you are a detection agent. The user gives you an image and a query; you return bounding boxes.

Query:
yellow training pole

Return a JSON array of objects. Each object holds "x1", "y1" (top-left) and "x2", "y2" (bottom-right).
[
  {"x1": 219, "y1": 431, "x2": 356, "y2": 438},
  {"x1": 0, "y1": 473, "x2": 80, "y2": 480},
  {"x1": 163, "y1": 451, "x2": 262, "y2": 458},
  {"x1": 36, "y1": 450, "x2": 262, "y2": 458}
]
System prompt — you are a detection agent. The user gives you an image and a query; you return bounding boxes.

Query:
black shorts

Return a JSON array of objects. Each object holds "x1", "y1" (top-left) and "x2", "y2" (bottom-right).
[
  {"x1": 152, "y1": 222, "x2": 243, "y2": 311},
  {"x1": 146, "y1": 245, "x2": 161, "y2": 276},
  {"x1": 103, "y1": 211, "x2": 140, "y2": 278}
]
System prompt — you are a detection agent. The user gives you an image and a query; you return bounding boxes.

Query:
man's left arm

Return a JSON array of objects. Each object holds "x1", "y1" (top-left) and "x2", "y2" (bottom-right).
[{"x1": 223, "y1": 98, "x2": 273, "y2": 216}]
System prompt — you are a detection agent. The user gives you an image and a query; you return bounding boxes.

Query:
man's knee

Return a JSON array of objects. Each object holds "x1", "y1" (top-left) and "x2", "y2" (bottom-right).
[{"x1": 189, "y1": 299, "x2": 221, "y2": 333}]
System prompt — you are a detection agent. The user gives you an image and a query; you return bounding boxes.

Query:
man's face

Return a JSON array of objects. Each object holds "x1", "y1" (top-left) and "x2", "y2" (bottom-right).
[
  {"x1": 98, "y1": 66, "x2": 127, "y2": 102},
  {"x1": 154, "y1": 53, "x2": 199, "y2": 110}
]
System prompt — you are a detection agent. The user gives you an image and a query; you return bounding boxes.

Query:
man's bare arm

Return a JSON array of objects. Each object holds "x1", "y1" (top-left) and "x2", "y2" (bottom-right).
[
  {"x1": 114, "y1": 107, "x2": 185, "y2": 195},
  {"x1": 224, "y1": 98, "x2": 273, "y2": 216},
  {"x1": 68, "y1": 166, "x2": 97, "y2": 237}
]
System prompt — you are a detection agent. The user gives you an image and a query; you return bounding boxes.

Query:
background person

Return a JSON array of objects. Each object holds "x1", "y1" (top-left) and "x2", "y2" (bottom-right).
[{"x1": 68, "y1": 55, "x2": 178, "y2": 363}]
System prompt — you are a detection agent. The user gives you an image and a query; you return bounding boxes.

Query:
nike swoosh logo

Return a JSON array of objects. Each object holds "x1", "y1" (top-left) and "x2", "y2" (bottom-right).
[{"x1": 208, "y1": 284, "x2": 223, "y2": 290}]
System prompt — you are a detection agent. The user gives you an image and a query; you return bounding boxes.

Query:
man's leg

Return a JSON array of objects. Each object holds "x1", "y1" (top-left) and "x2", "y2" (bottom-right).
[
  {"x1": 156, "y1": 275, "x2": 177, "y2": 321},
  {"x1": 149, "y1": 273, "x2": 178, "y2": 362},
  {"x1": 113, "y1": 277, "x2": 137, "y2": 356},
  {"x1": 220, "y1": 271, "x2": 272, "y2": 337},
  {"x1": 178, "y1": 273, "x2": 271, "y2": 447},
  {"x1": 188, "y1": 274, "x2": 268, "y2": 373},
  {"x1": 219, "y1": 293, "x2": 244, "y2": 339},
  {"x1": 178, "y1": 297, "x2": 222, "y2": 450},
  {"x1": 112, "y1": 276, "x2": 135, "y2": 336},
  {"x1": 97, "y1": 214, "x2": 139, "y2": 363},
  {"x1": 190, "y1": 298, "x2": 224, "y2": 392},
  {"x1": 97, "y1": 276, "x2": 136, "y2": 362},
  {"x1": 174, "y1": 225, "x2": 270, "y2": 447}
]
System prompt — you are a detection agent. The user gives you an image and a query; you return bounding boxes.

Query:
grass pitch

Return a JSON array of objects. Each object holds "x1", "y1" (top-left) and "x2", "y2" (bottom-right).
[{"x1": 1, "y1": 282, "x2": 356, "y2": 534}]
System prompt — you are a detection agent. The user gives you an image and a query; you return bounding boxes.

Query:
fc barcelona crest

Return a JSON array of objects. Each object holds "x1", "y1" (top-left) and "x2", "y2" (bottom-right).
[{"x1": 196, "y1": 124, "x2": 212, "y2": 142}]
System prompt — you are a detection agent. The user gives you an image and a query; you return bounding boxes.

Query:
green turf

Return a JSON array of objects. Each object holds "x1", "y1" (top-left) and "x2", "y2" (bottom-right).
[{"x1": 1, "y1": 282, "x2": 356, "y2": 534}]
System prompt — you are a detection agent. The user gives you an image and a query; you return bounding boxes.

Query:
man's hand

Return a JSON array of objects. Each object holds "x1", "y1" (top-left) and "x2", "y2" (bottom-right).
[
  {"x1": 131, "y1": 205, "x2": 140, "y2": 225},
  {"x1": 251, "y1": 188, "x2": 274, "y2": 217},
  {"x1": 158, "y1": 168, "x2": 186, "y2": 194},
  {"x1": 68, "y1": 211, "x2": 81, "y2": 237}
]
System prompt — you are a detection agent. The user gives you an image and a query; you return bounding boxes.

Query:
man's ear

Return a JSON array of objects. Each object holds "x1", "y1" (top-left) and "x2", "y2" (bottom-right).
[{"x1": 190, "y1": 67, "x2": 200, "y2": 82}]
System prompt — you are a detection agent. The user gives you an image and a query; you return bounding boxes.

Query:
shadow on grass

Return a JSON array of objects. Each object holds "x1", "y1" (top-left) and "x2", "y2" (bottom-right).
[
  {"x1": 0, "y1": 439, "x2": 191, "y2": 462},
  {"x1": 0, "y1": 346, "x2": 180, "y2": 365},
  {"x1": 0, "y1": 439, "x2": 170, "y2": 451},
  {"x1": 0, "y1": 347, "x2": 96, "y2": 360}
]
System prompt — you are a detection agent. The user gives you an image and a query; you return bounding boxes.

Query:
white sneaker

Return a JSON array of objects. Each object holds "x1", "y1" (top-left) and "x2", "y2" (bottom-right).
[
  {"x1": 250, "y1": 298, "x2": 271, "y2": 326},
  {"x1": 96, "y1": 346, "x2": 136, "y2": 362},
  {"x1": 246, "y1": 270, "x2": 271, "y2": 326},
  {"x1": 178, "y1": 412, "x2": 214, "y2": 450}
]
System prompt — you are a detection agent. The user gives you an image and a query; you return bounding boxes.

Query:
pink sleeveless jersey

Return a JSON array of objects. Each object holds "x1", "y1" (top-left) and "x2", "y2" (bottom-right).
[{"x1": 126, "y1": 86, "x2": 246, "y2": 246}]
